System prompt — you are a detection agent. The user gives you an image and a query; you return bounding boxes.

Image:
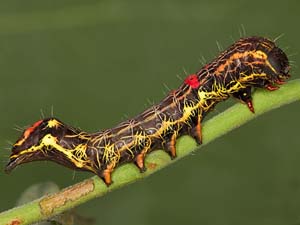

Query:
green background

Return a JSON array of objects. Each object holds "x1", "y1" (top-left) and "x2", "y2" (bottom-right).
[{"x1": 0, "y1": 0, "x2": 299, "y2": 224}]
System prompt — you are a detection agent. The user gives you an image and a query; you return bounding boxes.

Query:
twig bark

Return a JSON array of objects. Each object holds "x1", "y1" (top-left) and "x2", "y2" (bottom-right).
[{"x1": 1, "y1": 79, "x2": 299, "y2": 225}]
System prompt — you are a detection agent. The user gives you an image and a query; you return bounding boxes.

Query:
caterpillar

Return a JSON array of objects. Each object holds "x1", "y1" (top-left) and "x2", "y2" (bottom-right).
[{"x1": 5, "y1": 36, "x2": 290, "y2": 186}]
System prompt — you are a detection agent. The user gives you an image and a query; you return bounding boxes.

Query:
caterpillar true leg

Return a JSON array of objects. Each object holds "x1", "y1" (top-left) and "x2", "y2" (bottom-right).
[
  {"x1": 265, "y1": 83, "x2": 280, "y2": 91},
  {"x1": 232, "y1": 87, "x2": 255, "y2": 113}
]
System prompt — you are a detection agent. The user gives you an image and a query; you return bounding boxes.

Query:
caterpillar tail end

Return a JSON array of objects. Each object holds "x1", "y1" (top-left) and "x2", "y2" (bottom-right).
[
  {"x1": 4, "y1": 157, "x2": 19, "y2": 174},
  {"x1": 4, "y1": 152, "x2": 31, "y2": 174}
]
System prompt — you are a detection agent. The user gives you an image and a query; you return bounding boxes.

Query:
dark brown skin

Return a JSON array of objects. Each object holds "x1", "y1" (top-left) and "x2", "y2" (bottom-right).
[{"x1": 5, "y1": 36, "x2": 290, "y2": 185}]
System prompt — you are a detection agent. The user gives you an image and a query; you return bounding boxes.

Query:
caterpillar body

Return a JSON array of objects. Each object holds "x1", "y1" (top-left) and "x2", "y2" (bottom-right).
[{"x1": 5, "y1": 36, "x2": 290, "y2": 186}]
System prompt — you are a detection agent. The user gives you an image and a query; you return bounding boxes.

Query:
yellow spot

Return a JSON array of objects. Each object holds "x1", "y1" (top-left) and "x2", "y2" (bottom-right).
[
  {"x1": 198, "y1": 91, "x2": 207, "y2": 100},
  {"x1": 47, "y1": 119, "x2": 61, "y2": 128},
  {"x1": 254, "y1": 50, "x2": 267, "y2": 60},
  {"x1": 43, "y1": 134, "x2": 58, "y2": 145}
]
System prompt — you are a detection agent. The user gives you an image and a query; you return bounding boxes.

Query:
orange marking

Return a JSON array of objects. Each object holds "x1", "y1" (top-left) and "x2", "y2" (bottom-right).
[
  {"x1": 215, "y1": 51, "x2": 267, "y2": 75},
  {"x1": 14, "y1": 120, "x2": 43, "y2": 146},
  {"x1": 102, "y1": 163, "x2": 114, "y2": 185},
  {"x1": 136, "y1": 149, "x2": 147, "y2": 172},
  {"x1": 168, "y1": 133, "x2": 177, "y2": 158},
  {"x1": 261, "y1": 41, "x2": 273, "y2": 50},
  {"x1": 195, "y1": 117, "x2": 202, "y2": 144},
  {"x1": 191, "y1": 115, "x2": 202, "y2": 144}
]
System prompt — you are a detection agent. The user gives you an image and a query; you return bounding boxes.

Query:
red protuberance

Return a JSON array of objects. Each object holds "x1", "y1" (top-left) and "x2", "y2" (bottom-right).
[
  {"x1": 24, "y1": 120, "x2": 43, "y2": 138},
  {"x1": 14, "y1": 120, "x2": 43, "y2": 146},
  {"x1": 246, "y1": 100, "x2": 255, "y2": 113},
  {"x1": 265, "y1": 84, "x2": 279, "y2": 91},
  {"x1": 184, "y1": 74, "x2": 200, "y2": 89},
  {"x1": 275, "y1": 79, "x2": 286, "y2": 85},
  {"x1": 20, "y1": 120, "x2": 43, "y2": 145}
]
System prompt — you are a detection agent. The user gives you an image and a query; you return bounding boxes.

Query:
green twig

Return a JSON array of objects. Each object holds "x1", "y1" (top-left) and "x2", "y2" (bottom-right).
[{"x1": 1, "y1": 79, "x2": 299, "y2": 225}]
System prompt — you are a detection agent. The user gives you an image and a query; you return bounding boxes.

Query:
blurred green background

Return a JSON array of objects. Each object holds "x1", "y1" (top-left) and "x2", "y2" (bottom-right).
[{"x1": 0, "y1": 0, "x2": 299, "y2": 224}]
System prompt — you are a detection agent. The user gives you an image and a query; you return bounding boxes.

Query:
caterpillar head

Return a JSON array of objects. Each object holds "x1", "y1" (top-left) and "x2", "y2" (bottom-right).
[
  {"x1": 5, "y1": 118, "x2": 89, "y2": 173},
  {"x1": 267, "y1": 45, "x2": 290, "y2": 82},
  {"x1": 238, "y1": 37, "x2": 291, "y2": 86}
]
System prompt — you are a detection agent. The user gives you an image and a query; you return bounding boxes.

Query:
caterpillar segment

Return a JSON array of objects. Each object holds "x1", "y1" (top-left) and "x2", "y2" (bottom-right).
[{"x1": 5, "y1": 36, "x2": 290, "y2": 186}]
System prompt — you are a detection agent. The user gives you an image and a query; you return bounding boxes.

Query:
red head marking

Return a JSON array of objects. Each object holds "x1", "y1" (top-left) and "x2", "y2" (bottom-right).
[
  {"x1": 184, "y1": 74, "x2": 200, "y2": 89},
  {"x1": 24, "y1": 120, "x2": 43, "y2": 137},
  {"x1": 14, "y1": 120, "x2": 43, "y2": 146}
]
